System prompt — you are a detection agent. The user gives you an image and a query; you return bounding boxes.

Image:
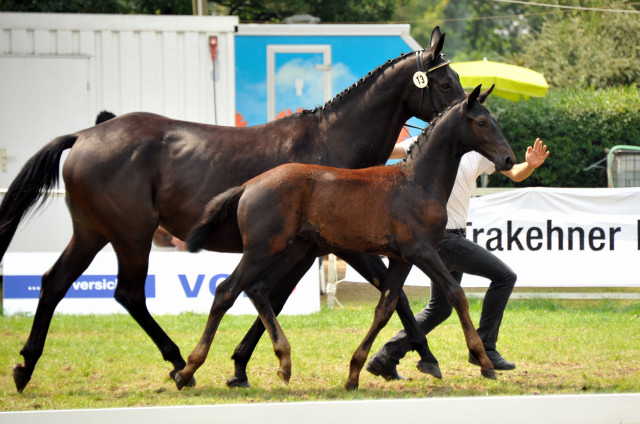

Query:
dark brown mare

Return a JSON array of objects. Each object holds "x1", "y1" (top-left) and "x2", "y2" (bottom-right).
[
  {"x1": 0, "y1": 28, "x2": 465, "y2": 393},
  {"x1": 182, "y1": 85, "x2": 515, "y2": 390}
]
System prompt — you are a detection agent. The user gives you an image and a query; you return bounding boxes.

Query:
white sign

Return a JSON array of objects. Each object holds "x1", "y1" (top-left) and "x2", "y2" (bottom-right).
[
  {"x1": 3, "y1": 251, "x2": 320, "y2": 316},
  {"x1": 346, "y1": 187, "x2": 640, "y2": 287}
]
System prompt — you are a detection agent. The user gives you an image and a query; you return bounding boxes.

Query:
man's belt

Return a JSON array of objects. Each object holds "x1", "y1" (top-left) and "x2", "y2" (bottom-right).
[{"x1": 446, "y1": 228, "x2": 466, "y2": 237}]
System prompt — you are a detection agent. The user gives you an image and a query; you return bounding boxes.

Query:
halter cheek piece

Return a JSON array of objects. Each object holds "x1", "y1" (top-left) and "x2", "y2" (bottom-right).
[{"x1": 414, "y1": 50, "x2": 452, "y2": 117}]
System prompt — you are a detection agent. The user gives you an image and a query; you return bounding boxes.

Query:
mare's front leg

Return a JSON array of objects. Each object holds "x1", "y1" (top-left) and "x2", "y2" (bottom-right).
[
  {"x1": 345, "y1": 259, "x2": 412, "y2": 390},
  {"x1": 412, "y1": 246, "x2": 496, "y2": 380},
  {"x1": 340, "y1": 253, "x2": 440, "y2": 378}
]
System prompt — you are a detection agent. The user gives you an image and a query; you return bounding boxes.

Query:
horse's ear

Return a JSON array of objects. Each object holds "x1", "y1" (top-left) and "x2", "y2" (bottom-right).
[
  {"x1": 466, "y1": 85, "x2": 482, "y2": 107},
  {"x1": 428, "y1": 31, "x2": 446, "y2": 58},
  {"x1": 429, "y1": 26, "x2": 442, "y2": 48},
  {"x1": 478, "y1": 84, "x2": 495, "y2": 104}
]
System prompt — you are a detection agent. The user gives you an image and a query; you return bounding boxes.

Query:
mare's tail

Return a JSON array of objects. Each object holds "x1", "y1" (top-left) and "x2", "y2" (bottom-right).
[
  {"x1": 186, "y1": 185, "x2": 246, "y2": 252},
  {"x1": 0, "y1": 135, "x2": 78, "y2": 260}
]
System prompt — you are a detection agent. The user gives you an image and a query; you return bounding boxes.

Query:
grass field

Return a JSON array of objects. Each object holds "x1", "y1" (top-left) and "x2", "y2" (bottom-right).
[{"x1": 1, "y1": 282, "x2": 639, "y2": 411}]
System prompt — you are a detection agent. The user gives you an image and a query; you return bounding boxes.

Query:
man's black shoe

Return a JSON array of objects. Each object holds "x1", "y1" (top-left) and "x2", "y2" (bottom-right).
[
  {"x1": 366, "y1": 353, "x2": 405, "y2": 381},
  {"x1": 468, "y1": 350, "x2": 516, "y2": 370}
]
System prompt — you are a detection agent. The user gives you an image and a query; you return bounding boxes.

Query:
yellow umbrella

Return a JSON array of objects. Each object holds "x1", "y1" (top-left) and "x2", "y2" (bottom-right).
[{"x1": 451, "y1": 59, "x2": 548, "y2": 101}]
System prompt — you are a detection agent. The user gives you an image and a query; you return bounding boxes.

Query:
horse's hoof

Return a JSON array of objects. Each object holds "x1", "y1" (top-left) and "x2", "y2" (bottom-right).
[
  {"x1": 277, "y1": 368, "x2": 291, "y2": 384},
  {"x1": 226, "y1": 376, "x2": 251, "y2": 389},
  {"x1": 173, "y1": 371, "x2": 195, "y2": 390},
  {"x1": 345, "y1": 380, "x2": 359, "y2": 391},
  {"x1": 170, "y1": 369, "x2": 196, "y2": 388},
  {"x1": 13, "y1": 364, "x2": 31, "y2": 393},
  {"x1": 481, "y1": 368, "x2": 497, "y2": 380},
  {"x1": 416, "y1": 359, "x2": 442, "y2": 379}
]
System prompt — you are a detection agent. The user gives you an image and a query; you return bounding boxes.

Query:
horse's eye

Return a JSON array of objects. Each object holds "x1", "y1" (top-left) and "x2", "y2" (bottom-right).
[{"x1": 477, "y1": 120, "x2": 486, "y2": 127}]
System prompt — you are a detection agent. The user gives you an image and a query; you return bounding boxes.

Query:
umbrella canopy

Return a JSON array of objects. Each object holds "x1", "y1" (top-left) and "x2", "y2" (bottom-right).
[{"x1": 451, "y1": 59, "x2": 548, "y2": 101}]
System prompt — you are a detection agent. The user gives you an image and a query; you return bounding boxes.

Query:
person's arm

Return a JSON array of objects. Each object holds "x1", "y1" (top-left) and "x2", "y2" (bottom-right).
[
  {"x1": 389, "y1": 137, "x2": 416, "y2": 160},
  {"x1": 389, "y1": 143, "x2": 407, "y2": 159},
  {"x1": 500, "y1": 138, "x2": 549, "y2": 182}
]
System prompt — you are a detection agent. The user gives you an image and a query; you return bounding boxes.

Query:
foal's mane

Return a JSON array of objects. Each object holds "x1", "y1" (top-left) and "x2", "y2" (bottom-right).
[
  {"x1": 403, "y1": 98, "x2": 464, "y2": 163},
  {"x1": 301, "y1": 50, "x2": 422, "y2": 116}
]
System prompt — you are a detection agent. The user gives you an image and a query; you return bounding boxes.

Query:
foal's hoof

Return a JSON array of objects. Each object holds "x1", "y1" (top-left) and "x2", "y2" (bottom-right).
[
  {"x1": 277, "y1": 368, "x2": 291, "y2": 384},
  {"x1": 481, "y1": 368, "x2": 497, "y2": 380},
  {"x1": 345, "y1": 380, "x2": 359, "y2": 391},
  {"x1": 13, "y1": 364, "x2": 31, "y2": 393},
  {"x1": 416, "y1": 359, "x2": 442, "y2": 379},
  {"x1": 226, "y1": 376, "x2": 251, "y2": 389},
  {"x1": 170, "y1": 369, "x2": 196, "y2": 389},
  {"x1": 173, "y1": 371, "x2": 196, "y2": 390}
]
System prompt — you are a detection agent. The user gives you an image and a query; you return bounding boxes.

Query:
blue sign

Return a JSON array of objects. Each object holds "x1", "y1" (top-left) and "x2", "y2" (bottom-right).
[{"x1": 3, "y1": 275, "x2": 156, "y2": 299}]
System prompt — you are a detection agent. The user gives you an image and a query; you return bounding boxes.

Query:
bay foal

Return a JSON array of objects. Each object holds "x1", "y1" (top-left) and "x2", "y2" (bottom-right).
[{"x1": 181, "y1": 85, "x2": 515, "y2": 390}]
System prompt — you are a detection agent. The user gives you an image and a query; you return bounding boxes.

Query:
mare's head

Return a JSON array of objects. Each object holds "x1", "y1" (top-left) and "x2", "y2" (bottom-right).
[
  {"x1": 408, "y1": 27, "x2": 466, "y2": 121},
  {"x1": 454, "y1": 85, "x2": 515, "y2": 171}
]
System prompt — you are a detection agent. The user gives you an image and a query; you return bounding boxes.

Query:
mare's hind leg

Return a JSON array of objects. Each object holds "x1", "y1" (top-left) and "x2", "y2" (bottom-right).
[
  {"x1": 345, "y1": 259, "x2": 411, "y2": 390},
  {"x1": 227, "y1": 247, "x2": 318, "y2": 388},
  {"x1": 412, "y1": 247, "x2": 496, "y2": 380},
  {"x1": 110, "y1": 242, "x2": 193, "y2": 386},
  {"x1": 13, "y1": 230, "x2": 107, "y2": 392}
]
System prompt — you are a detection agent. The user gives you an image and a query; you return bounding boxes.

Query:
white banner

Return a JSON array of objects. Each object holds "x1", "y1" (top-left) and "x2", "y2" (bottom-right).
[
  {"x1": 346, "y1": 187, "x2": 640, "y2": 287},
  {"x1": 3, "y1": 251, "x2": 320, "y2": 316}
]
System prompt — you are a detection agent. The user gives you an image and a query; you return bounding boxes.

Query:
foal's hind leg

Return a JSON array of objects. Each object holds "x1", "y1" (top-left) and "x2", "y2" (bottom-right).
[
  {"x1": 111, "y1": 242, "x2": 193, "y2": 387},
  {"x1": 345, "y1": 259, "x2": 412, "y2": 390},
  {"x1": 227, "y1": 247, "x2": 318, "y2": 388},
  {"x1": 174, "y1": 258, "x2": 256, "y2": 390},
  {"x1": 241, "y1": 241, "x2": 315, "y2": 385},
  {"x1": 13, "y1": 230, "x2": 107, "y2": 392},
  {"x1": 245, "y1": 291, "x2": 293, "y2": 384}
]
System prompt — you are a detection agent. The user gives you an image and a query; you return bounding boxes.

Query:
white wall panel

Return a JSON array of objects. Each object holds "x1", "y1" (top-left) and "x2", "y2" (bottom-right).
[
  {"x1": 0, "y1": 13, "x2": 237, "y2": 253},
  {"x1": 0, "y1": 12, "x2": 237, "y2": 127}
]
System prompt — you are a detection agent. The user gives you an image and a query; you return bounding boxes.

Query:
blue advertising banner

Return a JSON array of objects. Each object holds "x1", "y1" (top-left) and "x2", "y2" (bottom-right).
[
  {"x1": 4, "y1": 275, "x2": 156, "y2": 299},
  {"x1": 3, "y1": 251, "x2": 320, "y2": 316}
]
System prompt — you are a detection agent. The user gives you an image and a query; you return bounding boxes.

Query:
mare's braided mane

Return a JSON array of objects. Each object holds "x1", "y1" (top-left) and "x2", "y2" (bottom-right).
[{"x1": 302, "y1": 50, "x2": 425, "y2": 115}]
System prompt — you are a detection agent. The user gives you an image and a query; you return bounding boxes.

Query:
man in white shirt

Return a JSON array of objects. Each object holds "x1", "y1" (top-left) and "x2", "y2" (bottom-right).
[{"x1": 367, "y1": 136, "x2": 549, "y2": 380}]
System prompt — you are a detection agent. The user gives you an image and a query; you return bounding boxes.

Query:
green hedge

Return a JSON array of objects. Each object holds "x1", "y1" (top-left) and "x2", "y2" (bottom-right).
[{"x1": 485, "y1": 85, "x2": 640, "y2": 187}]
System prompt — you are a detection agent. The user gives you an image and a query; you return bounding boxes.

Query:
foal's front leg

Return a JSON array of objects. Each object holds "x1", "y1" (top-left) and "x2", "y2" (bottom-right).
[
  {"x1": 342, "y1": 253, "x2": 440, "y2": 378},
  {"x1": 412, "y1": 247, "x2": 496, "y2": 380},
  {"x1": 345, "y1": 259, "x2": 412, "y2": 390}
]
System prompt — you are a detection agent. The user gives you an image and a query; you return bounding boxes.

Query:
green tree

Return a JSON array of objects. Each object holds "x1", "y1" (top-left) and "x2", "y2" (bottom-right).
[
  {"x1": 209, "y1": 0, "x2": 404, "y2": 23},
  {"x1": 394, "y1": 0, "x2": 548, "y2": 60},
  {"x1": 394, "y1": 0, "x2": 473, "y2": 58},
  {"x1": 0, "y1": 0, "x2": 193, "y2": 14},
  {"x1": 517, "y1": 6, "x2": 640, "y2": 89},
  {"x1": 0, "y1": 0, "x2": 127, "y2": 13},
  {"x1": 462, "y1": 0, "x2": 548, "y2": 60}
]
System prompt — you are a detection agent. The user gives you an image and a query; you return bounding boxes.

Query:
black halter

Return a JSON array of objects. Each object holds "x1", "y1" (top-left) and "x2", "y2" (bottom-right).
[{"x1": 414, "y1": 50, "x2": 452, "y2": 118}]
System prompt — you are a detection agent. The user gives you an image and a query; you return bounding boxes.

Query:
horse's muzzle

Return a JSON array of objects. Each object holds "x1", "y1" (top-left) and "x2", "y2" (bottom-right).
[{"x1": 497, "y1": 154, "x2": 516, "y2": 171}]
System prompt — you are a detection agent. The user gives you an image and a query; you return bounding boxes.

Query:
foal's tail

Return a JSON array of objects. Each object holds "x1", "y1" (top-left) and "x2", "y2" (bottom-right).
[
  {"x1": 0, "y1": 135, "x2": 78, "y2": 261},
  {"x1": 186, "y1": 185, "x2": 246, "y2": 252}
]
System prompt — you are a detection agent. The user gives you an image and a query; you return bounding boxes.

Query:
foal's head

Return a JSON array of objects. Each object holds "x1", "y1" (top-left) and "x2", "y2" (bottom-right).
[{"x1": 454, "y1": 84, "x2": 515, "y2": 171}]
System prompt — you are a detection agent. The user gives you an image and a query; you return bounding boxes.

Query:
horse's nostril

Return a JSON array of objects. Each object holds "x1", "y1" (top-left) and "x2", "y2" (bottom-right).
[{"x1": 505, "y1": 156, "x2": 515, "y2": 170}]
